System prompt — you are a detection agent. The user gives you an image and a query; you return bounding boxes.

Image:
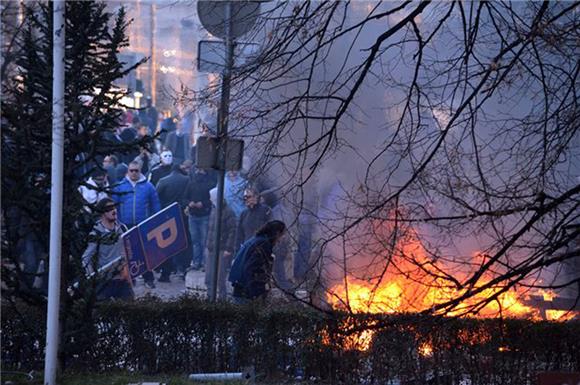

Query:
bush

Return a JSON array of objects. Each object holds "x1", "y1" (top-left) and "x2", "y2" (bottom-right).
[{"x1": 2, "y1": 297, "x2": 579, "y2": 384}]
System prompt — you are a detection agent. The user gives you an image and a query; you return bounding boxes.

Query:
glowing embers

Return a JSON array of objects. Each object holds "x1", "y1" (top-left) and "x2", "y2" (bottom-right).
[
  {"x1": 320, "y1": 316, "x2": 378, "y2": 351},
  {"x1": 418, "y1": 341, "x2": 433, "y2": 357}
]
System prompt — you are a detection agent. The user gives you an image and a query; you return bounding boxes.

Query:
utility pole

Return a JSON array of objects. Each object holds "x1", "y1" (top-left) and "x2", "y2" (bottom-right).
[
  {"x1": 44, "y1": 0, "x2": 65, "y2": 384},
  {"x1": 209, "y1": 1, "x2": 235, "y2": 302},
  {"x1": 197, "y1": 0, "x2": 258, "y2": 300}
]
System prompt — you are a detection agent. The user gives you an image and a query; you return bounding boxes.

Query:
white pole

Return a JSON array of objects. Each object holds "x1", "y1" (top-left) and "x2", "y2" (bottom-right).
[{"x1": 44, "y1": 1, "x2": 65, "y2": 384}]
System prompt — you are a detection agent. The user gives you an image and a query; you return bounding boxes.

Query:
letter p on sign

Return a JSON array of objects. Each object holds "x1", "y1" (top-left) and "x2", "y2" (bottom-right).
[
  {"x1": 147, "y1": 218, "x2": 178, "y2": 249},
  {"x1": 134, "y1": 203, "x2": 188, "y2": 271}
]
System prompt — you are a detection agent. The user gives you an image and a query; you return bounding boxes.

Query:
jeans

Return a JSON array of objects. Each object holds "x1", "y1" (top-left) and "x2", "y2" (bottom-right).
[{"x1": 189, "y1": 215, "x2": 210, "y2": 268}]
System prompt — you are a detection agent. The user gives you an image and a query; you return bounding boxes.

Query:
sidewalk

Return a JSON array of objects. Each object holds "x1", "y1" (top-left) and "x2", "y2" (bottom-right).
[
  {"x1": 132, "y1": 269, "x2": 208, "y2": 300},
  {"x1": 132, "y1": 269, "x2": 306, "y2": 302}
]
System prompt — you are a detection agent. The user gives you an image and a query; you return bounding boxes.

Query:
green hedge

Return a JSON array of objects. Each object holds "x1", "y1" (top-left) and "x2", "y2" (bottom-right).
[{"x1": 2, "y1": 297, "x2": 579, "y2": 384}]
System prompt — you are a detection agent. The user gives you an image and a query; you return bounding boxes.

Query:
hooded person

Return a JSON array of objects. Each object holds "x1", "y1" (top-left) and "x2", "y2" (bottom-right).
[
  {"x1": 149, "y1": 150, "x2": 173, "y2": 186},
  {"x1": 228, "y1": 220, "x2": 287, "y2": 303},
  {"x1": 103, "y1": 154, "x2": 127, "y2": 185},
  {"x1": 156, "y1": 160, "x2": 192, "y2": 208}
]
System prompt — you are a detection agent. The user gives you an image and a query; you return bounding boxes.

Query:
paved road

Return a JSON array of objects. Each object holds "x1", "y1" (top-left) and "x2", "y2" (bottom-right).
[{"x1": 133, "y1": 270, "x2": 209, "y2": 300}]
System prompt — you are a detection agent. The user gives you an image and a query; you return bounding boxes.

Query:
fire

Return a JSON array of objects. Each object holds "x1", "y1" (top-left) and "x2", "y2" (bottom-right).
[
  {"x1": 498, "y1": 346, "x2": 510, "y2": 352},
  {"x1": 540, "y1": 289, "x2": 556, "y2": 302},
  {"x1": 329, "y1": 280, "x2": 403, "y2": 314},
  {"x1": 320, "y1": 317, "x2": 377, "y2": 351},
  {"x1": 328, "y1": 277, "x2": 537, "y2": 319},
  {"x1": 341, "y1": 328, "x2": 374, "y2": 351},
  {"x1": 323, "y1": 224, "x2": 577, "y2": 351},
  {"x1": 418, "y1": 342, "x2": 433, "y2": 357},
  {"x1": 546, "y1": 310, "x2": 576, "y2": 322}
]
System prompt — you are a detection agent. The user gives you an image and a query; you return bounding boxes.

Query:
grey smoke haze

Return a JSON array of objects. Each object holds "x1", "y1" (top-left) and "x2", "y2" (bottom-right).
[{"x1": 118, "y1": 1, "x2": 579, "y2": 302}]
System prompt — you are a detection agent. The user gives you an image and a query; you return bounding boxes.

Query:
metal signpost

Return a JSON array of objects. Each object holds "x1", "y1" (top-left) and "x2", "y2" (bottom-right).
[{"x1": 196, "y1": 0, "x2": 258, "y2": 301}]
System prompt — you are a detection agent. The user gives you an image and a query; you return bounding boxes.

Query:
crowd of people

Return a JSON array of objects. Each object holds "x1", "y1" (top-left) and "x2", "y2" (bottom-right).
[{"x1": 79, "y1": 105, "x2": 314, "y2": 303}]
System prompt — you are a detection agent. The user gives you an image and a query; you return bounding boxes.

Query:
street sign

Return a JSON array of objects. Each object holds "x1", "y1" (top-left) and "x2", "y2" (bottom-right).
[
  {"x1": 198, "y1": 40, "x2": 260, "y2": 73},
  {"x1": 196, "y1": 136, "x2": 244, "y2": 171},
  {"x1": 122, "y1": 203, "x2": 188, "y2": 278},
  {"x1": 197, "y1": 0, "x2": 256, "y2": 302},
  {"x1": 197, "y1": 1, "x2": 260, "y2": 40}
]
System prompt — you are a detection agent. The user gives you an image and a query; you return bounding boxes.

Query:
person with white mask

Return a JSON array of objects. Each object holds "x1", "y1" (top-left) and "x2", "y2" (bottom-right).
[{"x1": 149, "y1": 150, "x2": 173, "y2": 186}]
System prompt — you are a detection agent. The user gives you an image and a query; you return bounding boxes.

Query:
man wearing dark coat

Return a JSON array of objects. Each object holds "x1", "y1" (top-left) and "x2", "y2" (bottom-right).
[
  {"x1": 164, "y1": 120, "x2": 190, "y2": 165},
  {"x1": 156, "y1": 161, "x2": 192, "y2": 208},
  {"x1": 154, "y1": 160, "x2": 193, "y2": 280},
  {"x1": 228, "y1": 220, "x2": 286, "y2": 303},
  {"x1": 149, "y1": 150, "x2": 173, "y2": 186},
  {"x1": 235, "y1": 187, "x2": 272, "y2": 252},
  {"x1": 183, "y1": 167, "x2": 215, "y2": 270}
]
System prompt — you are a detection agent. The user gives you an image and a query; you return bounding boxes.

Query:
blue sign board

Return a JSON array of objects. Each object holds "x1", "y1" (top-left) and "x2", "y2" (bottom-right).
[{"x1": 122, "y1": 203, "x2": 188, "y2": 279}]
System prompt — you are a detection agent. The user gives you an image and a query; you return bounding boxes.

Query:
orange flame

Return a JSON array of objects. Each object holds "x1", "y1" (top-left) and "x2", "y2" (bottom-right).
[
  {"x1": 418, "y1": 342, "x2": 433, "y2": 357},
  {"x1": 324, "y1": 224, "x2": 577, "y2": 351}
]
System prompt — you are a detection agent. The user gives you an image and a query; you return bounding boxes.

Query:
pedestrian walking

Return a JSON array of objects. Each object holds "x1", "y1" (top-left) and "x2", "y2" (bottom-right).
[
  {"x1": 224, "y1": 171, "x2": 247, "y2": 218},
  {"x1": 183, "y1": 167, "x2": 214, "y2": 270},
  {"x1": 155, "y1": 161, "x2": 192, "y2": 281}
]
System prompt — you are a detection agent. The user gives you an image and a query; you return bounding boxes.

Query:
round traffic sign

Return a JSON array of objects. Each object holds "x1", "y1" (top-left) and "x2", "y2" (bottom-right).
[{"x1": 197, "y1": 1, "x2": 260, "y2": 40}]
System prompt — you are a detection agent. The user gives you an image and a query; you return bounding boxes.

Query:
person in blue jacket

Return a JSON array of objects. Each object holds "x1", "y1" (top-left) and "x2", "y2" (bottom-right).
[
  {"x1": 112, "y1": 160, "x2": 161, "y2": 288},
  {"x1": 228, "y1": 220, "x2": 286, "y2": 304}
]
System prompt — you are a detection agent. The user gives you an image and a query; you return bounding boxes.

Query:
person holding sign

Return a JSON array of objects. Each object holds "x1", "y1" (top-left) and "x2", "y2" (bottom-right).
[{"x1": 81, "y1": 198, "x2": 133, "y2": 300}]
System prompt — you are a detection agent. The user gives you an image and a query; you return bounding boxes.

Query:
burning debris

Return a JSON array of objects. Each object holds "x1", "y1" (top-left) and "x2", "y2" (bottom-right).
[{"x1": 319, "y1": 219, "x2": 579, "y2": 352}]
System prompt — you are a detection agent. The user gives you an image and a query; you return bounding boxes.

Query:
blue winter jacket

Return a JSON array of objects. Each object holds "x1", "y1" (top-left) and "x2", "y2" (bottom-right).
[
  {"x1": 112, "y1": 175, "x2": 161, "y2": 227},
  {"x1": 228, "y1": 235, "x2": 274, "y2": 299}
]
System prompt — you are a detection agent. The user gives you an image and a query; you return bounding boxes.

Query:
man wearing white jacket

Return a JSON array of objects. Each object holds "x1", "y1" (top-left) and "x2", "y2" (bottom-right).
[{"x1": 78, "y1": 168, "x2": 109, "y2": 211}]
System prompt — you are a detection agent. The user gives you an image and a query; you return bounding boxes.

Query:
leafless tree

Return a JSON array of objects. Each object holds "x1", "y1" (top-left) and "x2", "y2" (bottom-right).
[{"x1": 185, "y1": 1, "x2": 579, "y2": 317}]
